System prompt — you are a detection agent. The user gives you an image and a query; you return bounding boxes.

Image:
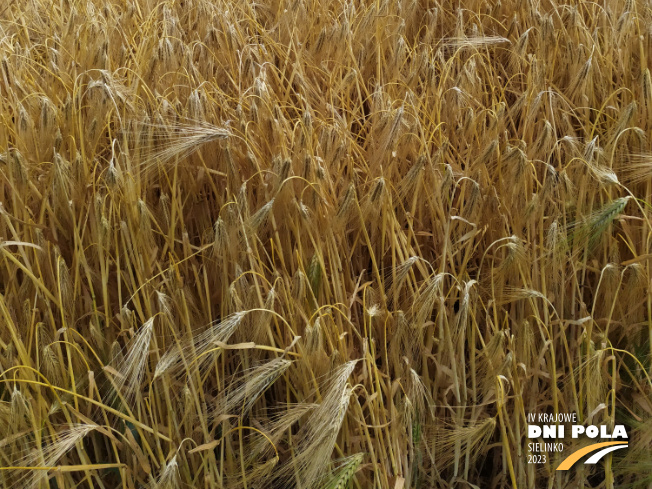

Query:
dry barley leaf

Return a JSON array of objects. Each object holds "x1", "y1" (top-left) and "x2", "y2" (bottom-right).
[
  {"x1": 213, "y1": 340, "x2": 256, "y2": 350},
  {"x1": 124, "y1": 425, "x2": 151, "y2": 475},
  {"x1": 102, "y1": 365, "x2": 124, "y2": 379},
  {"x1": 189, "y1": 439, "x2": 221, "y2": 454}
]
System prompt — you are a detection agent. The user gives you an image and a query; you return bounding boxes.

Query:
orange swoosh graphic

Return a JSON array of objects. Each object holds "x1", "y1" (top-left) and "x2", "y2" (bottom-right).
[{"x1": 557, "y1": 442, "x2": 628, "y2": 470}]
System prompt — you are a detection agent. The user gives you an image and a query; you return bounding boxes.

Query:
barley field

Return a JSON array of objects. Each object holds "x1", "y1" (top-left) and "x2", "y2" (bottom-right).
[{"x1": 0, "y1": 0, "x2": 651, "y2": 487}]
